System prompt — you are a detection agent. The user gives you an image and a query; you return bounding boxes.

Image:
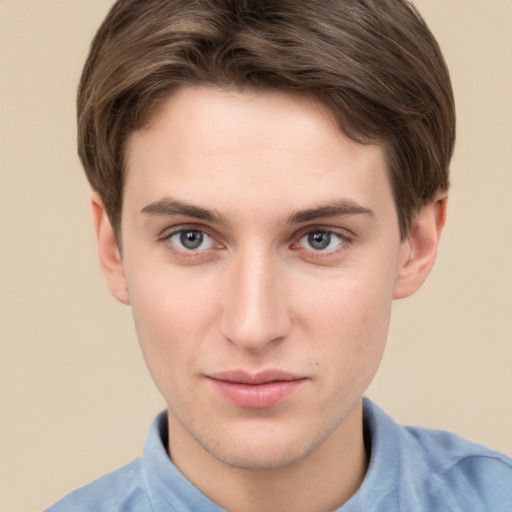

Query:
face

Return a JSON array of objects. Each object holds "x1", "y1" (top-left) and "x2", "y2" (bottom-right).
[{"x1": 114, "y1": 87, "x2": 410, "y2": 470}]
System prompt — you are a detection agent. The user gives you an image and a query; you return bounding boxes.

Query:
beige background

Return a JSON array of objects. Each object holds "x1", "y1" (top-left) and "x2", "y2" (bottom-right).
[{"x1": 0, "y1": 1, "x2": 511, "y2": 511}]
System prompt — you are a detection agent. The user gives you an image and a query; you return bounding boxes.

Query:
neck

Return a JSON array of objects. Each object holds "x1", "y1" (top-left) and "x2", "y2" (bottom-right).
[{"x1": 167, "y1": 401, "x2": 368, "y2": 512}]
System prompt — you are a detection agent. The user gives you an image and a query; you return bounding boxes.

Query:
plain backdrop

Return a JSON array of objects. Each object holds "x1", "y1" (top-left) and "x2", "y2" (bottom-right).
[{"x1": 0, "y1": 1, "x2": 511, "y2": 511}]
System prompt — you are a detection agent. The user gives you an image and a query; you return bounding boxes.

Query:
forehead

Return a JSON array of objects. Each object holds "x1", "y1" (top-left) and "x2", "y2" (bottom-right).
[
  {"x1": 131, "y1": 87, "x2": 351, "y2": 159},
  {"x1": 123, "y1": 87, "x2": 394, "y2": 223}
]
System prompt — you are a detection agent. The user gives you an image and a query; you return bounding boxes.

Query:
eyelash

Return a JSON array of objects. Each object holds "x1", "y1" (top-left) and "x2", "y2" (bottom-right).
[
  {"x1": 160, "y1": 226, "x2": 222, "y2": 257},
  {"x1": 293, "y1": 229, "x2": 351, "y2": 254},
  {"x1": 159, "y1": 226, "x2": 353, "y2": 259}
]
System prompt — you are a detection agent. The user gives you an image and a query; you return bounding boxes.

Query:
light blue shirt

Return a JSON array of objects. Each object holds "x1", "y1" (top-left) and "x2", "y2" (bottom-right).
[{"x1": 45, "y1": 399, "x2": 512, "y2": 511}]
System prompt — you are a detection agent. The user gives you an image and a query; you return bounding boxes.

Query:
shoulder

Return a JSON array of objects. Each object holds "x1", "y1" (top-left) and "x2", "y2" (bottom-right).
[
  {"x1": 44, "y1": 459, "x2": 150, "y2": 512},
  {"x1": 408, "y1": 426, "x2": 512, "y2": 509},
  {"x1": 360, "y1": 399, "x2": 512, "y2": 511}
]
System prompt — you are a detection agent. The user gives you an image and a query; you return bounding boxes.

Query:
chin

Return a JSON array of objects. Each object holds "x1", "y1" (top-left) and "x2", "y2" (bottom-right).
[
  {"x1": 192, "y1": 418, "x2": 336, "y2": 471},
  {"x1": 205, "y1": 439, "x2": 310, "y2": 471}
]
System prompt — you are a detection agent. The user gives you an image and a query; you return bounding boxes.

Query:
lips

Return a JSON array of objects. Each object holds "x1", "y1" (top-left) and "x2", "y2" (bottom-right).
[{"x1": 206, "y1": 370, "x2": 307, "y2": 408}]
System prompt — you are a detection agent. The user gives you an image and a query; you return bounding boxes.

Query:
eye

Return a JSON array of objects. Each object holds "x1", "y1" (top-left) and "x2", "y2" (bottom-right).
[
  {"x1": 298, "y1": 230, "x2": 345, "y2": 251},
  {"x1": 168, "y1": 229, "x2": 215, "y2": 251}
]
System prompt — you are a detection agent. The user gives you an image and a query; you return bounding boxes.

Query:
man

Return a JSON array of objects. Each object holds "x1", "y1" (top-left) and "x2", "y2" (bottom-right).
[{"x1": 46, "y1": 0, "x2": 512, "y2": 510}]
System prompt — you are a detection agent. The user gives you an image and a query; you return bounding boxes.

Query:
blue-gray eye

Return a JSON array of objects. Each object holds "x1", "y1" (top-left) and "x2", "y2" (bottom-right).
[
  {"x1": 299, "y1": 230, "x2": 343, "y2": 251},
  {"x1": 169, "y1": 229, "x2": 214, "y2": 251}
]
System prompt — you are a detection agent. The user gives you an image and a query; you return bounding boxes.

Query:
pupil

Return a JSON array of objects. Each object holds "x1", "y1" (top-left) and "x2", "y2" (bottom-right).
[
  {"x1": 180, "y1": 230, "x2": 203, "y2": 249},
  {"x1": 309, "y1": 231, "x2": 330, "y2": 250}
]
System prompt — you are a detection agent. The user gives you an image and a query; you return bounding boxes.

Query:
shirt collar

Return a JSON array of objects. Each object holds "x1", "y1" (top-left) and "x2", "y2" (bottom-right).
[{"x1": 141, "y1": 411, "x2": 225, "y2": 512}]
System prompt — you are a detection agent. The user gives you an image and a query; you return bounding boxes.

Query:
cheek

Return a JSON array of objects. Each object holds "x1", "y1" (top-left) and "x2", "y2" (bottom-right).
[
  {"x1": 125, "y1": 266, "x2": 220, "y2": 395},
  {"x1": 298, "y1": 265, "x2": 395, "y2": 384},
  {"x1": 300, "y1": 263, "x2": 395, "y2": 337}
]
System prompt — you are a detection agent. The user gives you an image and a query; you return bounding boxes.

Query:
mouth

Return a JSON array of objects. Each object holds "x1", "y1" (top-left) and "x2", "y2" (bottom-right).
[{"x1": 206, "y1": 370, "x2": 307, "y2": 409}]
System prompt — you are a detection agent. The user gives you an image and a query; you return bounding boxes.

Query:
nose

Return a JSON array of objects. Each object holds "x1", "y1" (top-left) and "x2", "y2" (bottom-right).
[{"x1": 220, "y1": 247, "x2": 292, "y2": 353}]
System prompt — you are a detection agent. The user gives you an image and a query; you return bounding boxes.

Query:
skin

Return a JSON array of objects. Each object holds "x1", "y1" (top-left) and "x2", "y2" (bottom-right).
[{"x1": 93, "y1": 87, "x2": 446, "y2": 512}]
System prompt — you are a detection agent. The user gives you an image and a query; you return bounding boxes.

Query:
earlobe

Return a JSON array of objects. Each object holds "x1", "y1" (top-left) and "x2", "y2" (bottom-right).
[
  {"x1": 90, "y1": 192, "x2": 130, "y2": 305},
  {"x1": 393, "y1": 193, "x2": 447, "y2": 299}
]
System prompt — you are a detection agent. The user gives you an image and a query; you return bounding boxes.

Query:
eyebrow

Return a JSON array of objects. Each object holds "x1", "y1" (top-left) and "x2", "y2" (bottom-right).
[
  {"x1": 140, "y1": 198, "x2": 229, "y2": 224},
  {"x1": 286, "y1": 200, "x2": 375, "y2": 224},
  {"x1": 140, "y1": 197, "x2": 374, "y2": 225}
]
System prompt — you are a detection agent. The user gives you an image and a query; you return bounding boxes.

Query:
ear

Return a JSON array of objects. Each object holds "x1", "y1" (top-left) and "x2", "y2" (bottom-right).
[
  {"x1": 90, "y1": 192, "x2": 130, "y2": 305},
  {"x1": 393, "y1": 193, "x2": 447, "y2": 299}
]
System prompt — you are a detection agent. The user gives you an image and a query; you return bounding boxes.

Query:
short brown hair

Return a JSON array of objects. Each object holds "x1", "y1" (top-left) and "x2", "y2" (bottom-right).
[{"x1": 78, "y1": 0, "x2": 455, "y2": 239}]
